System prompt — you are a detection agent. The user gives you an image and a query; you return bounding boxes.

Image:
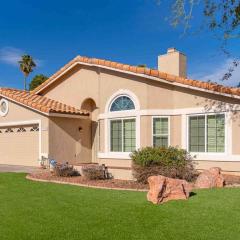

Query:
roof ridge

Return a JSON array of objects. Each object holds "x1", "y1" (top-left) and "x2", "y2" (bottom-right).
[{"x1": 29, "y1": 55, "x2": 240, "y2": 98}]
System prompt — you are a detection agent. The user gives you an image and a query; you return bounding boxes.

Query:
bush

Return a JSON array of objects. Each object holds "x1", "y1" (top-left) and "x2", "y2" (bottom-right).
[
  {"x1": 82, "y1": 165, "x2": 108, "y2": 180},
  {"x1": 53, "y1": 163, "x2": 80, "y2": 177},
  {"x1": 130, "y1": 146, "x2": 197, "y2": 184}
]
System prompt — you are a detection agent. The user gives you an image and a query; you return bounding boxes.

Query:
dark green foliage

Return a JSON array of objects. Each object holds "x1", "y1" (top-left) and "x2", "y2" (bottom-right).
[
  {"x1": 167, "y1": 0, "x2": 240, "y2": 85},
  {"x1": 18, "y1": 55, "x2": 36, "y2": 90},
  {"x1": 53, "y1": 163, "x2": 80, "y2": 177},
  {"x1": 131, "y1": 146, "x2": 197, "y2": 183},
  {"x1": 29, "y1": 74, "x2": 48, "y2": 91},
  {"x1": 137, "y1": 64, "x2": 147, "y2": 68}
]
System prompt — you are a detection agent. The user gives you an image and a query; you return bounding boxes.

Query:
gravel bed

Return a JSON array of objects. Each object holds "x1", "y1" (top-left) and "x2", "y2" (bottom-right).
[
  {"x1": 29, "y1": 170, "x2": 149, "y2": 190},
  {"x1": 28, "y1": 171, "x2": 240, "y2": 190}
]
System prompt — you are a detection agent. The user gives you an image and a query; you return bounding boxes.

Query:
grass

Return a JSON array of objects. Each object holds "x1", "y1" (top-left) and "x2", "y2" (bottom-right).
[{"x1": 0, "y1": 173, "x2": 240, "y2": 240}]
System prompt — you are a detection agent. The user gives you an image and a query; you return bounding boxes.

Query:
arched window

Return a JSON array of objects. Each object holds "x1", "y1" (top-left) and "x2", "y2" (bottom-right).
[
  {"x1": 103, "y1": 90, "x2": 140, "y2": 155},
  {"x1": 108, "y1": 95, "x2": 136, "y2": 152},
  {"x1": 110, "y1": 96, "x2": 135, "y2": 112}
]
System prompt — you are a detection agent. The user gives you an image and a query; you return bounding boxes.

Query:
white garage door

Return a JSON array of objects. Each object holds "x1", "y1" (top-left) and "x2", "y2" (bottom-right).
[{"x1": 0, "y1": 124, "x2": 39, "y2": 166}]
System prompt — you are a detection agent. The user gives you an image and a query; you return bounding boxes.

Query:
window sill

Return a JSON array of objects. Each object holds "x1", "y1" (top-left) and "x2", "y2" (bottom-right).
[
  {"x1": 191, "y1": 153, "x2": 240, "y2": 162},
  {"x1": 97, "y1": 152, "x2": 132, "y2": 160}
]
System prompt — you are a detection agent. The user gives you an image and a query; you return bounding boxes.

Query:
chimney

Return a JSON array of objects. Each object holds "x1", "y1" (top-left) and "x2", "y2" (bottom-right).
[{"x1": 158, "y1": 48, "x2": 187, "y2": 77}]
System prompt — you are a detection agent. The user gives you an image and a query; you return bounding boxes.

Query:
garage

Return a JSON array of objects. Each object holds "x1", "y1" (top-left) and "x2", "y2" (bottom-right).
[
  {"x1": 0, "y1": 124, "x2": 40, "y2": 166},
  {"x1": 0, "y1": 88, "x2": 89, "y2": 168}
]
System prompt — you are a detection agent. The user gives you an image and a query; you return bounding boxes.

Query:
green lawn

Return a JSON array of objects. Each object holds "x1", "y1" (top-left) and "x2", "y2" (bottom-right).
[{"x1": 0, "y1": 173, "x2": 240, "y2": 240}]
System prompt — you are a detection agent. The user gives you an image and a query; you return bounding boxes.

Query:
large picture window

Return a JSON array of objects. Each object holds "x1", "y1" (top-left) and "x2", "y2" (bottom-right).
[
  {"x1": 188, "y1": 114, "x2": 225, "y2": 153},
  {"x1": 152, "y1": 117, "x2": 169, "y2": 148},
  {"x1": 110, "y1": 118, "x2": 136, "y2": 152}
]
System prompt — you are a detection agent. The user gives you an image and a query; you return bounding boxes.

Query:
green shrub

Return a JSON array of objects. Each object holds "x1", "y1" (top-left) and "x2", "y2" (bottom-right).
[
  {"x1": 82, "y1": 165, "x2": 108, "y2": 180},
  {"x1": 53, "y1": 163, "x2": 80, "y2": 177},
  {"x1": 130, "y1": 146, "x2": 197, "y2": 183}
]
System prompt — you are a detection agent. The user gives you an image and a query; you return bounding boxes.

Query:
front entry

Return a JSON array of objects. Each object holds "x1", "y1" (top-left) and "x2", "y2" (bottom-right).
[{"x1": 81, "y1": 98, "x2": 98, "y2": 163}]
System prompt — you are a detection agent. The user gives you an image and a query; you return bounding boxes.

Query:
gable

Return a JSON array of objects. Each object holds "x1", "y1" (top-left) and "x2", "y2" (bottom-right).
[
  {"x1": 33, "y1": 55, "x2": 240, "y2": 101},
  {"x1": 39, "y1": 63, "x2": 240, "y2": 115},
  {"x1": 39, "y1": 64, "x2": 178, "y2": 111}
]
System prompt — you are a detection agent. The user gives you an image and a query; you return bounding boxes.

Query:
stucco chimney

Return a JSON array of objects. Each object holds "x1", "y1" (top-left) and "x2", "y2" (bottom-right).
[{"x1": 158, "y1": 48, "x2": 187, "y2": 77}]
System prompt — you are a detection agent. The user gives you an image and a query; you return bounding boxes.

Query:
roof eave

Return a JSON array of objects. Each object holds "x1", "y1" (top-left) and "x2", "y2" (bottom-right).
[
  {"x1": 48, "y1": 112, "x2": 89, "y2": 119},
  {"x1": 33, "y1": 61, "x2": 240, "y2": 101},
  {"x1": 0, "y1": 93, "x2": 89, "y2": 118}
]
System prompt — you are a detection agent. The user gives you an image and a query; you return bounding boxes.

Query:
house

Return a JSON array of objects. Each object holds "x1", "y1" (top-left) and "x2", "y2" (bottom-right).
[{"x1": 0, "y1": 48, "x2": 240, "y2": 179}]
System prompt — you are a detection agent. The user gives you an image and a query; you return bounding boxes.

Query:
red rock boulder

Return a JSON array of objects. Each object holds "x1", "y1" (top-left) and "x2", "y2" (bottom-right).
[
  {"x1": 147, "y1": 175, "x2": 192, "y2": 204},
  {"x1": 195, "y1": 167, "x2": 225, "y2": 189}
]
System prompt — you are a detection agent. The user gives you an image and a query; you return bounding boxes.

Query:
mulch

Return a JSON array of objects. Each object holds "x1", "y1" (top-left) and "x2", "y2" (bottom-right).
[
  {"x1": 28, "y1": 170, "x2": 149, "y2": 191},
  {"x1": 28, "y1": 171, "x2": 240, "y2": 191}
]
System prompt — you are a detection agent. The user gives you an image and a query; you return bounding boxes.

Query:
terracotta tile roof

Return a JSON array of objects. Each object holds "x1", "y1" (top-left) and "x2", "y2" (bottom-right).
[
  {"x1": 32, "y1": 55, "x2": 240, "y2": 98},
  {"x1": 0, "y1": 88, "x2": 89, "y2": 116}
]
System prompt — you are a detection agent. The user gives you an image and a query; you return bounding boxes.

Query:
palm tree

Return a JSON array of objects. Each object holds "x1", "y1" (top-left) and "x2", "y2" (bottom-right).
[{"x1": 18, "y1": 55, "x2": 36, "y2": 90}]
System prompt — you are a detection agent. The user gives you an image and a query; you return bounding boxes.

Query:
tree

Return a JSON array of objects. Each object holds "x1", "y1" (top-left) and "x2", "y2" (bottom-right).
[
  {"x1": 29, "y1": 74, "x2": 48, "y2": 91},
  {"x1": 167, "y1": 0, "x2": 240, "y2": 41},
  {"x1": 137, "y1": 64, "x2": 147, "y2": 68},
  {"x1": 18, "y1": 55, "x2": 36, "y2": 90},
  {"x1": 159, "y1": 0, "x2": 240, "y2": 81}
]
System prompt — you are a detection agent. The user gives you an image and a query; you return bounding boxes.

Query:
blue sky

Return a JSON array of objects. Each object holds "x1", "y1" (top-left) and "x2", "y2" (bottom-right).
[{"x1": 0, "y1": 0, "x2": 239, "y2": 89}]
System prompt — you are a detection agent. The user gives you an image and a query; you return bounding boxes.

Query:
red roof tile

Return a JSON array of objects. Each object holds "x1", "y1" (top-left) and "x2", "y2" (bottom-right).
[
  {"x1": 0, "y1": 88, "x2": 89, "y2": 116},
  {"x1": 32, "y1": 55, "x2": 240, "y2": 98}
]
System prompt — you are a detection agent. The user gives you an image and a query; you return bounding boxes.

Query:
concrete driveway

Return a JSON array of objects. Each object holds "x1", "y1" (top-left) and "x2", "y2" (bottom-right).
[{"x1": 0, "y1": 164, "x2": 39, "y2": 173}]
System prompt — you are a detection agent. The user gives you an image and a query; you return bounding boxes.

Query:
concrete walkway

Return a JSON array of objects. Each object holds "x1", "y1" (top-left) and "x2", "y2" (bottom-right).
[{"x1": 0, "y1": 164, "x2": 39, "y2": 173}]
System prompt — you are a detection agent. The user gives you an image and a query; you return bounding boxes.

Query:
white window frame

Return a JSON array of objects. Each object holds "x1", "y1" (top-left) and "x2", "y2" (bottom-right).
[
  {"x1": 151, "y1": 116, "x2": 170, "y2": 147},
  {"x1": 109, "y1": 117, "x2": 136, "y2": 154},
  {"x1": 109, "y1": 94, "x2": 135, "y2": 112},
  {"x1": 104, "y1": 89, "x2": 140, "y2": 113},
  {"x1": 187, "y1": 112, "x2": 227, "y2": 155},
  {"x1": 98, "y1": 89, "x2": 141, "y2": 159}
]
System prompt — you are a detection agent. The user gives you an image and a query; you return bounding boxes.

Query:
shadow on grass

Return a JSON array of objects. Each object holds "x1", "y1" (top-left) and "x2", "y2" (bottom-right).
[{"x1": 189, "y1": 191, "x2": 197, "y2": 198}]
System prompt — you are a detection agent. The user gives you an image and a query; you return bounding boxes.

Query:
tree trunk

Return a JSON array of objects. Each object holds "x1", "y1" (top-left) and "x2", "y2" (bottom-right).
[{"x1": 24, "y1": 76, "x2": 27, "y2": 90}]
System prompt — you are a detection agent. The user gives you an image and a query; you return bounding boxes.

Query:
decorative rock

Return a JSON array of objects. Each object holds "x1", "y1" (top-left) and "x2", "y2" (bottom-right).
[
  {"x1": 195, "y1": 167, "x2": 225, "y2": 189},
  {"x1": 147, "y1": 175, "x2": 192, "y2": 204}
]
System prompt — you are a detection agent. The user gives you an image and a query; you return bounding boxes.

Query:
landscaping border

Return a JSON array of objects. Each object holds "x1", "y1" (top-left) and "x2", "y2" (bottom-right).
[{"x1": 26, "y1": 174, "x2": 148, "y2": 192}]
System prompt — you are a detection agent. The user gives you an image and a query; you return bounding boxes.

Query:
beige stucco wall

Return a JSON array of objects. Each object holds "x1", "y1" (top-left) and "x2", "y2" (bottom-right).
[
  {"x1": 42, "y1": 65, "x2": 240, "y2": 112},
  {"x1": 0, "y1": 98, "x2": 93, "y2": 166},
  {"x1": 195, "y1": 160, "x2": 240, "y2": 174},
  {"x1": 34, "y1": 64, "x2": 240, "y2": 177},
  {"x1": 170, "y1": 115, "x2": 182, "y2": 147},
  {"x1": 98, "y1": 119, "x2": 105, "y2": 153},
  {"x1": 232, "y1": 113, "x2": 240, "y2": 155},
  {"x1": 0, "y1": 99, "x2": 49, "y2": 154},
  {"x1": 1, "y1": 62, "x2": 240, "y2": 178},
  {"x1": 172, "y1": 86, "x2": 240, "y2": 109},
  {"x1": 48, "y1": 117, "x2": 92, "y2": 164},
  {"x1": 140, "y1": 116, "x2": 151, "y2": 147},
  {"x1": 41, "y1": 65, "x2": 175, "y2": 111},
  {"x1": 43, "y1": 65, "x2": 100, "y2": 109},
  {"x1": 98, "y1": 158, "x2": 132, "y2": 168}
]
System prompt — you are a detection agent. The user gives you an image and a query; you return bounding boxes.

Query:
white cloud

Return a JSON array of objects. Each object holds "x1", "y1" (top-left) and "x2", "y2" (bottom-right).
[
  {"x1": 34, "y1": 59, "x2": 44, "y2": 68},
  {"x1": 0, "y1": 47, "x2": 43, "y2": 67},
  {"x1": 0, "y1": 47, "x2": 23, "y2": 66},
  {"x1": 194, "y1": 59, "x2": 240, "y2": 87}
]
